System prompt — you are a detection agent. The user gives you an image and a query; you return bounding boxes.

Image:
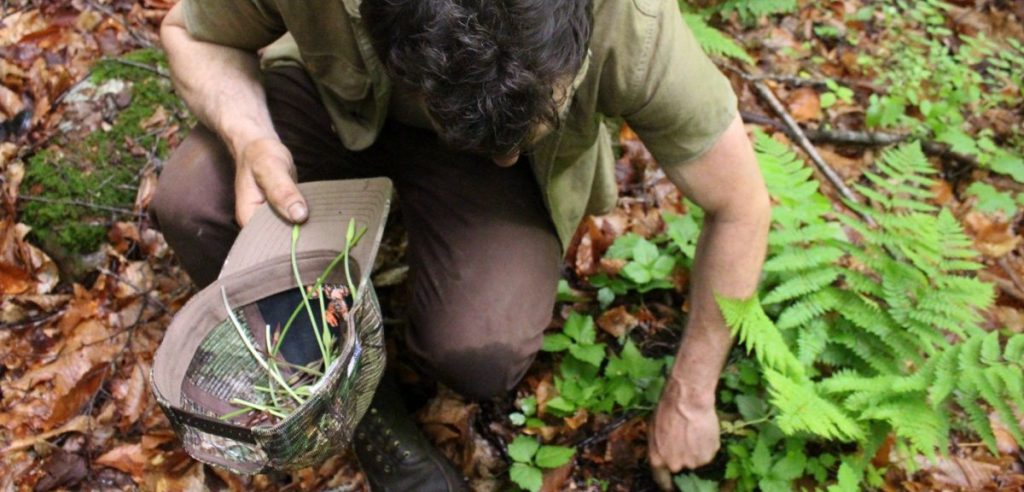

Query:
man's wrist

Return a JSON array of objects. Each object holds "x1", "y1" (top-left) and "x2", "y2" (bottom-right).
[{"x1": 663, "y1": 375, "x2": 716, "y2": 410}]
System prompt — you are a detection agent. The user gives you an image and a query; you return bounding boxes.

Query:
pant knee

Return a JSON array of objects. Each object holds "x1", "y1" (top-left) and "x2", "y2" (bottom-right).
[{"x1": 414, "y1": 343, "x2": 537, "y2": 400}]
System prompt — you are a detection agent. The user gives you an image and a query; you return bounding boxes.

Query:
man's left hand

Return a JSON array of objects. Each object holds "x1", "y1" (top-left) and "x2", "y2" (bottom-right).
[{"x1": 648, "y1": 380, "x2": 720, "y2": 490}]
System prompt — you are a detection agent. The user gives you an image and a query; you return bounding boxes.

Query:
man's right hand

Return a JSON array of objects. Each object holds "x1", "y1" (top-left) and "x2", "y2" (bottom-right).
[{"x1": 235, "y1": 137, "x2": 308, "y2": 227}]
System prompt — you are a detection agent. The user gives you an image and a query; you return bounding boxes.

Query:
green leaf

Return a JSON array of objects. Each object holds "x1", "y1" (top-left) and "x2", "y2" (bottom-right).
[
  {"x1": 966, "y1": 182, "x2": 1019, "y2": 216},
  {"x1": 621, "y1": 262, "x2": 652, "y2": 284},
  {"x1": 605, "y1": 233, "x2": 642, "y2": 260},
  {"x1": 542, "y1": 334, "x2": 572, "y2": 352},
  {"x1": 673, "y1": 473, "x2": 719, "y2": 492},
  {"x1": 990, "y1": 152, "x2": 1024, "y2": 182},
  {"x1": 770, "y1": 451, "x2": 806, "y2": 481},
  {"x1": 519, "y1": 396, "x2": 538, "y2": 417},
  {"x1": 564, "y1": 312, "x2": 596, "y2": 345},
  {"x1": 597, "y1": 287, "x2": 615, "y2": 308},
  {"x1": 735, "y1": 394, "x2": 767, "y2": 421},
  {"x1": 509, "y1": 462, "x2": 543, "y2": 492},
  {"x1": 569, "y1": 343, "x2": 606, "y2": 367},
  {"x1": 535, "y1": 445, "x2": 575, "y2": 468},
  {"x1": 509, "y1": 412, "x2": 526, "y2": 426},
  {"x1": 546, "y1": 396, "x2": 576, "y2": 415},
  {"x1": 508, "y1": 436, "x2": 540, "y2": 463},
  {"x1": 633, "y1": 239, "x2": 659, "y2": 266},
  {"x1": 650, "y1": 255, "x2": 677, "y2": 279},
  {"x1": 820, "y1": 92, "x2": 837, "y2": 108},
  {"x1": 751, "y1": 437, "x2": 772, "y2": 476}
]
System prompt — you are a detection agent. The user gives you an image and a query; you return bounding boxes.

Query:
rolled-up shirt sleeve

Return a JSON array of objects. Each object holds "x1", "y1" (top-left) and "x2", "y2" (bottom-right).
[
  {"x1": 181, "y1": 0, "x2": 286, "y2": 51},
  {"x1": 620, "y1": 1, "x2": 738, "y2": 167}
]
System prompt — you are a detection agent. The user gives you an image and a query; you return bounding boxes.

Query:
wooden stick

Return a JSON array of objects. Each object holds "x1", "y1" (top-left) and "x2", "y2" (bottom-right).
[
  {"x1": 17, "y1": 195, "x2": 142, "y2": 216},
  {"x1": 748, "y1": 79, "x2": 877, "y2": 225}
]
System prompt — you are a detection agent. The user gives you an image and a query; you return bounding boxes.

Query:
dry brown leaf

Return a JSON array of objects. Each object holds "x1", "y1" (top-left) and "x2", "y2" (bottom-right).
[
  {"x1": 0, "y1": 261, "x2": 33, "y2": 294},
  {"x1": 787, "y1": 87, "x2": 822, "y2": 122},
  {"x1": 46, "y1": 363, "x2": 108, "y2": 428},
  {"x1": 597, "y1": 306, "x2": 639, "y2": 338},
  {"x1": 146, "y1": 461, "x2": 206, "y2": 492},
  {"x1": 111, "y1": 359, "x2": 149, "y2": 430},
  {"x1": 913, "y1": 455, "x2": 1001, "y2": 489},
  {"x1": 1, "y1": 415, "x2": 92, "y2": 454},
  {"x1": 989, "y1": 412, "x2": 1021, "y2": 455},
  {"x1": 139, "y1": 105, "x2": 167, "y2": 130},
  {"x1": 540, "y1": 462, "x2": 573, "y2": 492},
  {"x1": 963, "y1": 212, "x2": 1021, "y2": 258},
  {"x1": 95, "y1": 443, "x2": 147, "y2": 483}
]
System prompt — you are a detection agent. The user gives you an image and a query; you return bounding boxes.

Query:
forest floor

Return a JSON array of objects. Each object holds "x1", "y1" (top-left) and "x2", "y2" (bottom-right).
[{"x1": 1, "y1": 0, "x2": 1023, "y2": 491}]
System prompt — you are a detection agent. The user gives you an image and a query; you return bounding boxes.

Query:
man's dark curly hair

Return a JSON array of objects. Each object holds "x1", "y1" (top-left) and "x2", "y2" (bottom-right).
[{"x1": 360, "y1": 0, "x2": 592, "y2": 157}]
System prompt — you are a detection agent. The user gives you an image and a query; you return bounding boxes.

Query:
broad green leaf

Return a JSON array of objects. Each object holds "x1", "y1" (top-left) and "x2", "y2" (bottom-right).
[
  {"x1": 519, "y1": 396, "x2": 537, "y2": 417},
  {"x1": 564, "y1": 312, "x2": 596, "y2": 344},
  {"x1": 535, "y1": 445, "x2": 575, "y2": 468},
  {"x1": 546, "y1": 396, "x2": 576, "y2": 415},
  {"x1": 735, "y1": 394, "x2": 767, "y2": 421},
  {"x1": 633, "y1": 239, "x2": 659, "y2": 265},
  {"x1": 507, "y1": 436, "x2": 540, "y2": 463},
  {"x1": 990, "y1": 152, "x2": 1024, "y2": 182},
  {"x1": 605, "y1": 233, "x2": 642, "y2": 259},
  {"x1": 597, "y1": 287, "x2": 615, "y2": 308},
  {"x1": 751, "y1": 437, "x2": 772, "y2": 475},
  {"x1": 621, "y1": 262, "x2": 652, "y2": 284},
  {"x1": 820, "y1": 92, "x2": 837, "y2": 108},
  {"x1": 542, "y1": 334, "x2": 572, "y2": 352},
  {"x1": 569, "y1": 343, "x2": 606, "y2": 367},
  {"x1": 650, "y1": 255, "x2": 677, "y2": 279},
  {"x1": 770, "y1": 451, "x2": 806, "y2": 481},
  {"x1": 673, "y1": 473, "x2": 719, "y2": 492},
  {"x1": 509, "y1": 412, "x2": 526, "y2": 426},
  {"x1": 509, "y1": 462, "x2": 543, "y2": 492}
]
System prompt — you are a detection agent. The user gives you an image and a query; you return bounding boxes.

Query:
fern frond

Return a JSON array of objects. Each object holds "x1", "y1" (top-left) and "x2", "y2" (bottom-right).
[
  {"x1": 957, "y1": 392, "x2": 999, "y2": 455},
  {"x1": 716, "y1": 294, "x2": 804, "y2": 378},
  {"x1": 861, "y1": 397, "x2": 948, "y2": 458},
  {"x1": 763, "y1": 245, "x2": 845, "y2": 273},
  {"x1": 929, "y1": 346, "x2": 959, "y2": 408},
  {"x1": 763, "y1": 369, "x2": 864, "y2": 441},
  {"x1": 776, "y1": 287, "x2": 841, "y2": 330},
  {"x1": 762, "y1": 267, "x2": 842, "y2": 305},
  {"x1": 681, "y1": 13, "x2": 753, "y2": 64},
  {"x1": 769, "y1": 224, "x2": 844, "y2": 248},
  {"x1": 797, "y1": 318, "x2": 829, "y2": 368},
  {"x1": 716, "y1": 0, "x2": 797, "y2": 23}
]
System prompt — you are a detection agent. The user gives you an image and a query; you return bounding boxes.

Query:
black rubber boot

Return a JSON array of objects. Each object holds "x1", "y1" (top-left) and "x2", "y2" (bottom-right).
[{"x1": 353, "y1": 377, "x2": 470, "y2": 491}]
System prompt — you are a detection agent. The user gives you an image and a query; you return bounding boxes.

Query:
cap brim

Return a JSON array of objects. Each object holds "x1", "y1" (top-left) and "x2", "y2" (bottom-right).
[{"x1": 220, "y1": 178, "x2": 393, "y2": 290}]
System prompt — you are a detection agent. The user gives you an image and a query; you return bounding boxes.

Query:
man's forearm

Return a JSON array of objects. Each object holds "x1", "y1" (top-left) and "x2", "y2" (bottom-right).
[
  {"x1": 160, "y1": 4, "x2": 277, "y2": 158},
  {"x1": 667, "y1": 207, "x2": 770, "y2": 407}
]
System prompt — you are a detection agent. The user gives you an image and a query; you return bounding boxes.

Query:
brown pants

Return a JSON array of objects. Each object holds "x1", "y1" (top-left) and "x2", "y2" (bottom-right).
[{"x1": 150, "y1": 67, "x2": 562, "y2": 399}]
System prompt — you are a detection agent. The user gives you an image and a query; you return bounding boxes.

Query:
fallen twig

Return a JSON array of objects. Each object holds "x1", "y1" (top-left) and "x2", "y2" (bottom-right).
[
  {"x1": 574, "y1": 409, "x2": 642, "y2": 449},
  {"x1": 106, "y1": 58, "x2": 170, "y2": 79},
  {"x1": 17, "y1": 195, "x2": 143, "y2": 216},
  {"x1": 746, "y1": 78, "x2": 876, "y2": 225}
]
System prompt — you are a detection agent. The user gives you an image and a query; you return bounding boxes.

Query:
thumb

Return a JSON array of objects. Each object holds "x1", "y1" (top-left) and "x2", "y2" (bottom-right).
[{"x1": 251, "y1": 156, "x2": 308, "y2": 224}]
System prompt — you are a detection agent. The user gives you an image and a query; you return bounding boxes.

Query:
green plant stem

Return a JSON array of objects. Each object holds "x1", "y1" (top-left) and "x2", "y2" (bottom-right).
[
  {"x1": 290, "y1": 225, "x2": 330, "y2": 366},
  {"x1": 220, "y1": 406, "x2": 254, "y2": 421},
  {"x1": 220, "y1": 286, "x2": 304, "y2": 405},
  {"x1": 264, "y1": 323, "x2": 281, "y2": 408},
  {"x1": 271, "y1": 224, "x2": 366, "y2": 357},
  {"x1": 230, "y1": 398, "x2": 288, "y2": 418}
]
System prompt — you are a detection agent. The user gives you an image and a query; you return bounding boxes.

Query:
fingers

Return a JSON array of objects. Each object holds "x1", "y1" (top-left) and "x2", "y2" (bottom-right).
[{"x1": 235, "y1": 138, "x2": 308, "y2": 227}]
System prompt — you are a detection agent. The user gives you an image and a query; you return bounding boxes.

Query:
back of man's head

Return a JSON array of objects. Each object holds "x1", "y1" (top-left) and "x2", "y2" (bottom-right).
[{"x1": 361, "y1": 0, "x2": 592, "y2": 158}]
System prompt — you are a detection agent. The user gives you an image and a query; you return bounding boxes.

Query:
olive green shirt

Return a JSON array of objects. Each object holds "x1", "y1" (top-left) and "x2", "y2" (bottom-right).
[{"x1": 181, "y1": 0, "x2": 738, "y2": 249}]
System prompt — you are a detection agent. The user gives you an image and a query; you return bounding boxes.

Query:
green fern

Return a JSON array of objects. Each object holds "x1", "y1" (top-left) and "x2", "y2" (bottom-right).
[
  {"x1": 713, "y1": 0, "x2": 797, "y2": 24},
  {"x1": 715, "y1": 134, "x2": 1024, "y2": 481},
  {"x1": 682, "y1": 13, "x2": 753, "y2": 64}
]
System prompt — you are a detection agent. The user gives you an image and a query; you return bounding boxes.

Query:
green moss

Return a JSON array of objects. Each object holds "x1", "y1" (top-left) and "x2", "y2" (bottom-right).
[{"x1": 19, "y1": 49, "x2": 187, "y2": 261}]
